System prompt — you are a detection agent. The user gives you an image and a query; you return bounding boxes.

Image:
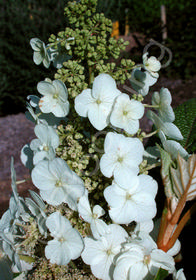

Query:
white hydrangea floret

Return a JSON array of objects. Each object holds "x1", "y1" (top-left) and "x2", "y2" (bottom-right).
[
  {"x1": 104, "y1": 174, "x2": 158, "y2": 224},
  {"x1": 31, "y1": 158, "x2": 84, "y2": 209},
  {"x1": 114, "y1": 238, "x2": 175, "y2": 280},
  {"x1": 37, "y1": 79, "x2": 69, "y2": 117},
  {"x1": 143, "y1": 52, "x2": 161, "y2": 78},
  {"x1": 45, "y1": 212, "x2": 84, "y2": 266},
  {"x1": 78, "y1": 191, "x2": 108, "y2": 239},
  {"x1": 110, "y1": 94, "x2": 144, "y2": 134},
  {"x1": 81, "y1": 224, "x2": 128, "y2": 280},
  {"x1": 100, "y1": 132, "x2": 144, "y2": 180},
  {"x1": 30, "y1": 38, "x2": 50, "y2": 68},
  {"x1": 30, "y1": 123, "x2": 59, "y2": 165},
  {"x1": 130, "y1": 67, "x2": 158, "y2": 96},
  {"x1": 74, "y1": 74, "x2": 121, "y2": 130}
]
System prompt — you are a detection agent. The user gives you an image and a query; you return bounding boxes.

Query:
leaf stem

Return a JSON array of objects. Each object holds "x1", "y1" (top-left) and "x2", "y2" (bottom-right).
[
  {"x1": 144, "y1": 104, "x2": 159, "y2": 108},
  {"x1": 166, "y1": 202, "x2": 196, "y2": 250},
  {"x1": 143, "y1": 130, "x2": 159, "y2": 138}
]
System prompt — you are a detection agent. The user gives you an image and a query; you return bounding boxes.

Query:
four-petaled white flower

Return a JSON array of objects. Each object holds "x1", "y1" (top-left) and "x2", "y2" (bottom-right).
[
  {"x1": 74, "y1": 74, "x2": 121, "y2": 130},
  {"x1": 100, "y1": 132, "x2": 144, "y2": 181},
  {"x1": 130, "y1": 67, "x2": 158, "y2": 96},
  {"x1": 143, "y1": 52, "x2": 161, "y2": 78},
  {"x1": 45, "y1": 212, "x2": 84, "y2": 266},
  {"x1": 114, "y1": 240, "x2": 175, "y2": 280},
  {"x1": 78, "y1": 191, "x2": 108, "y2": 239},
  {"x1": 30, "y1": 38, "x2": 50, "y2": 68},
  {"x1": 31, "y1": 158, "x2": 85, "y2": 209},
  {"x1": 104, "y1": 174, "x2": 158, "y2": 224},
  {"x1": 152, "y1": 88, "x2": 175, "y2": 122},
  {"x1": 30, "y1": 123, "x2": 59, "y2": 165},
  {"x1": 37, "y1": 79, "x2": 69, "y2": 117},
  {"x1": 110, "y1": 93, "x2": 144, "y2": 134},
  {"x1": 81, "y1": 224, "x2": 128, "y2": 280}
]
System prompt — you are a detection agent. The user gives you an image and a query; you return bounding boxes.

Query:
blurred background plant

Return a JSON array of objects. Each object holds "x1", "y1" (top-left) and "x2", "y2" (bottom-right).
[
  {"x1": 0, "y1": 0, "x2": 69, "y2": 116},
  {"x1": 97, "y1": 0, "x2": 195, "y2": 77},
  {"x1": 0, "y1": 0, "x2": 195, "y2": 115}
]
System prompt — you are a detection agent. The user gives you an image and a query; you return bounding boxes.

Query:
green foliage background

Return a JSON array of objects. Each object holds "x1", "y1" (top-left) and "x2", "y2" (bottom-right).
[
  {"x1": 0, "y1": 0, "x2": 68, "y2": 116},
  {"x1": 0, "y1": 0, "x2": 195, "y2": 116}
]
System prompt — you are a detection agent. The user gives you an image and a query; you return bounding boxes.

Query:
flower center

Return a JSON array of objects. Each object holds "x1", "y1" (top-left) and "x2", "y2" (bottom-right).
[
  {"x1": 126, "y1": 192, "x2": 132, "y2": 200},
  {"x1": 43, "y1": 145, "x2": 49, "y2": 151},
  {"x1": 123, "y1": 110, "x2": 128, "y2": 116},
  {"x1": 58, "y1": 237, "x2": 65, "y2": 243},
  {"x1": 92, "y1": 213, "x2": 98, "y2": 219},
  {"x1": 53, "y1": 93, "x2": 59, "y2": 99},
  {"x1": 143, "y1": 254, "x2": 151, "y2": 265},
  {"x1": 96, "y1": 99, "x2": 102, "y2": 105},
  {"x1": 55, "y1": 179, "x2": 62, "y2": 187},
  {"x1": 117, "y1": 156, "x2": 123, "y2": 163},
  {"x1": 106, "y1": 248, "x2": 112, "y2": 256}
]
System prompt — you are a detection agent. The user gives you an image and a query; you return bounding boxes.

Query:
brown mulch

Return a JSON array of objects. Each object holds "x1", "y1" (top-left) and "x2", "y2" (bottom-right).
[{"x1": 0, "y1": 113, "x2": 36, "y2": 214}]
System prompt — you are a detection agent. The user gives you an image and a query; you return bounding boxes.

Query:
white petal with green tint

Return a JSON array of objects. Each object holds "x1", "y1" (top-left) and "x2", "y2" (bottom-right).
[
  {"x1": 92, "y1": 73, "x2": 120, "y2": 100},
  {"x1": 75, "y1": 89, "x2": 94, "y2": 117},
  {"x1": 37, "y1": 79, "x2": 69, "y2": 117},
  {"x1": 53, "y1": 80, "x2": 68, "y2": 102},
  {"x1": 74, "y1": 74, "x2": 121, "y2": 130},
  {"x1": 110, "y1": 94, "x2": 144, "y2": 134},
  {"x1": 81, "y1": 224, "x2": 128, "y2": 280},
  {"x1": 33, "y1": 52, "x2": 43, "y2": 65},
  {"x1": 45, "y1": 212, "x2": 84, "y2": 266},
  {"x1": 100, "y1": 132, "x2": 144, "y2": 180},
  {"x1": 31, "y1": 158, "x2": 84, "y2": 207},
  {"x1": 37, "y1": 81, "x2": 55, "y2": 96},
  {"x1": 104, "y1": 174, "x2": 157, "y2": 224},
  {"x1": 30, "y1": 38, "x2": 43, "y2": 51}
]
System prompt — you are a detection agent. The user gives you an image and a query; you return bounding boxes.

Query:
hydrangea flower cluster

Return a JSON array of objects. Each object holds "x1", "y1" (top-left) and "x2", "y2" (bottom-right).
[
  {"x1": 1, "y1": 1, "x2": 194, "y2": 280},
  {"x1": 1, "y1": 63, "x2": 191, "y2": 280}
]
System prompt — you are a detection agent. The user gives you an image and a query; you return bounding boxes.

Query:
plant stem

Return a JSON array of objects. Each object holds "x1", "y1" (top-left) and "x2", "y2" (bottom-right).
[
  {"x1": 143, "y1": 130, "x2": 159, "y2": 138},
  {"x1": 144, "y1": 104, "x2": 159, "y2": 108},
  {"x1": 144, "y1": 162, "x2": 161, "y2": 171},
  {"x1": 166, "y1": 202, "x2": 196, "y2": 250},
  {"x1": 16, "y1": 179, "x2": 29, "y2": 185}
]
